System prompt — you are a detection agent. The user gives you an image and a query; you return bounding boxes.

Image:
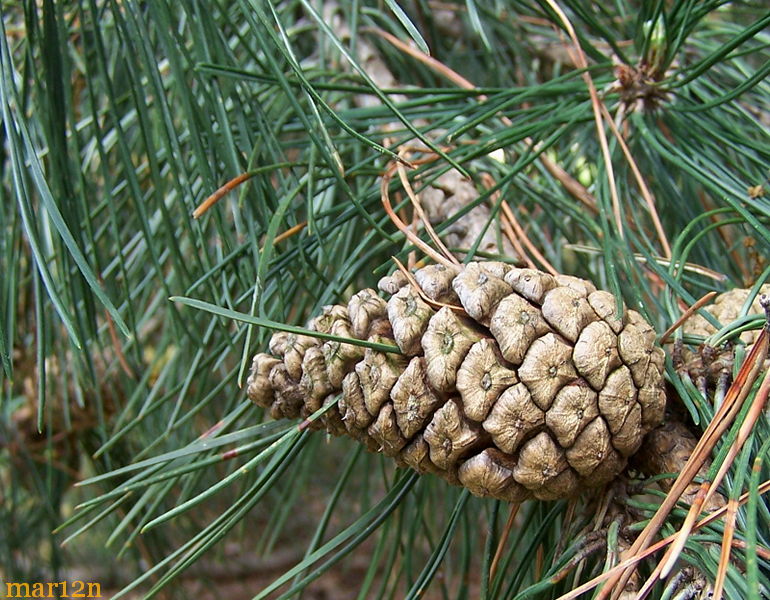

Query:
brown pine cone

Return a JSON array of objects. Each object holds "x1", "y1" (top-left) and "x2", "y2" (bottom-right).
[{"x1": 247, "y1": 262, "x2": 666, "y2": 502}]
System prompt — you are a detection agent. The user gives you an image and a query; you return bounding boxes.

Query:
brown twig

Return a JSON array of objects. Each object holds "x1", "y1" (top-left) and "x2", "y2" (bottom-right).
[
  {"x1": 396, "y1": 157, "x2": 459, "y2": 265},
  {"x1": 489, "y1": 502, "x2": 521, "y2": 582},
  {"x1": 713, "y1": 495, "x2": 740, "y2": 600},
  {"x1": 193, "y1": 172, "x2": 257, "y2": 219},
  {"x1": 477, "y1": 173, "x2": 536, "y2": 269},
  {"x1": 598, "y1": 103, "x2": 671, "y2": 258},
  {"x1": 390, "y1": 256, "x2": 465, "y2": 314},
  {"x1": 659, "y1": 291, "x2": 718, "y2": 344},
  {"x1": 273, "y1": 221, "x2": 308, "y2": 245},
  {"x1": 381, "y1": 157, "x2": 457, "y2": 269},
  {"x1": 500, "y1": 201, "x2": 558, "y2": 275},
  {"x1": 564, "y1": 245, "x2": 726, "y2": 283},
  {"x1": 540, "y1": 0, "x2": 622, "y2": 239}
]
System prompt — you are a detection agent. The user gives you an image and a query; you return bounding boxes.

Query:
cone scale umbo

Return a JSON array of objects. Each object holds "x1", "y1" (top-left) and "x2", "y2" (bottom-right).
[{"x1": 248, "y1": 261, "x2": 666, "y2": 501}]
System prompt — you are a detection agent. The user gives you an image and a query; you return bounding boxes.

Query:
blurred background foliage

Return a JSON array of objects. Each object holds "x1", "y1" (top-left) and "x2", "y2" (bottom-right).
[{"x1": 1, "y1": 1, "x2": 769, "y2": 598}]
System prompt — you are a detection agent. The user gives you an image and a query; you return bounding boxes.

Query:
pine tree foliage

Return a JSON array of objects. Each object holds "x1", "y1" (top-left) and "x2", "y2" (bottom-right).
[{"x1": 1, "y1": 1, "x2": 769, "y2": 598}]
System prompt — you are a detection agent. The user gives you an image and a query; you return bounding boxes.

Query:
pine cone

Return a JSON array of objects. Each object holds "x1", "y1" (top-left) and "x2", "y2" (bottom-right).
[
  {"x1": 679, "y1": 285, "x2": 770, "y2": 385},
  {"x1": 684, "y1": 285, "x2": 770, "y2": 345},
  {"x1": 247, "y1": 262, "x2": 666, "y2": 501}
]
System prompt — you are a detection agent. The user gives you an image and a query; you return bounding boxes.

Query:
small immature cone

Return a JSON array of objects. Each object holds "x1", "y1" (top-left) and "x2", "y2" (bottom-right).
[{"x1": 247, "y1": 262, "x2": 667, "y2": 502}]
